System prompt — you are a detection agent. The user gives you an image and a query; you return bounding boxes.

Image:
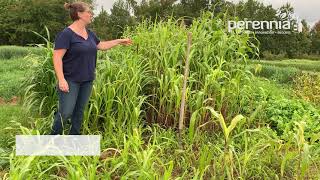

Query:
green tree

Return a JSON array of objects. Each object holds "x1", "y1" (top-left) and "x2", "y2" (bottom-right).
[
  {"x1": 0, "y1": 0, "x2": 94, "y2": 45},
  {"x1": 232, "y1": 0, "x2": 278, "y2": 56},
  {"x1": 297, "y1": 19, "x2": 312, "y2": 55},
  {"x1": 276, "y1": 3, "x2": 299, "y2": 58},
  {"x1": 231, "y1": 1, "x2": 313, "y2": 58},
  {"x1": 108, "y1": 0, "x2": 136, "y2": 39},
  {"x1": 311, "y1": 20, "x2": 320, "y2": 55},
  {"x1": 91, "y1": 7, "x2": 112, "y2": 40},
  {"x1": 129, "y1": 0, "x2": 177, "y2": 22}
]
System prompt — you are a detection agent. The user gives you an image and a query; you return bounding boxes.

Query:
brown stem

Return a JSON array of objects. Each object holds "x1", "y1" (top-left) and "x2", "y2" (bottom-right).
[{"x1": 179, "y1": 32, "x2": 192, "y2": 133}]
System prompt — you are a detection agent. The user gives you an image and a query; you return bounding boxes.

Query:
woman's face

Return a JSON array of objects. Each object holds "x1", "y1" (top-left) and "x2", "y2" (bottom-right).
[{"x1": 78, "y1": 7, "x2": 93, "y2": 25}]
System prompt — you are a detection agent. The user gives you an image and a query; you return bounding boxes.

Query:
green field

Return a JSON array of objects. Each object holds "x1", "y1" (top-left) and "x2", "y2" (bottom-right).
[
  {"x1": 0, "y1": 58, "x2": 32, "y2": 100},
  {"x1": 1, "y1": 19, "x2": 320, "y2": 179},
  {"x1": 251, "y1": 59, "x2": 320, "y2": 72}
]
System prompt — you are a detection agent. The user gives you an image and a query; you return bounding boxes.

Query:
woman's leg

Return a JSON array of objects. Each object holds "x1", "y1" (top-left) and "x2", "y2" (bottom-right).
[
  {"x1": 50, "y1": 80, "x2": 80, "y2": 135},
  {"x1": 69, "y1": 80, "x2": 93, "y2": 135}
]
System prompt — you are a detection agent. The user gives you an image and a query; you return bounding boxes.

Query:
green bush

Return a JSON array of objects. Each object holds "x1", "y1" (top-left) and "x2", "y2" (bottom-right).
[
  {"x1": 240, "y1": 77, "x2": 320, "y2": 139},
  {"x1": 0, "y1": 46, "x2": 44, "y2": 60},
  {"x1": 260, "y1": 51, "x2": 320, "y2": 60},
  {"x1": 248, "y1": 64, "x2": 301, "y2": 84},
  {"x1": 293, "y1": 72, "x2": 320, "y2": 106},
  {"x1": 264, "y1": 97, "x2": 320, "y2": 138},
  {"x1": 299, "y1": 54, "x2": 320, "y2": 60},
  {"x1": 251, "y1": 59, "x2": 320, "y2": 72},
  {"x1": 261, "y1": 50, "x2": 287, "y2": 60}
]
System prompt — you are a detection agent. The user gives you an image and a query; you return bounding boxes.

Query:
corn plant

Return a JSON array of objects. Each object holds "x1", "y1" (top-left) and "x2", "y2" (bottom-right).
[
  {"x1": 203, "y1": 106, "x2": 244, "y2": 178},
  {"x1": 294, "y1": 121, "x2": 311, "y2": 180}
]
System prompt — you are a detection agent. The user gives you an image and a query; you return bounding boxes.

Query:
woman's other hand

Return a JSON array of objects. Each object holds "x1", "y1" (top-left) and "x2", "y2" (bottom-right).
[{"x1": 59, "y1": 79, "x2": 69, "y2": 92}]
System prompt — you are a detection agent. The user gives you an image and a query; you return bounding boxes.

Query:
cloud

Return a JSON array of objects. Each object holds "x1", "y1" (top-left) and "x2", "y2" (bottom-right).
[{"x1": 93, "y1": 0, "x2": 117, "y2": 14}]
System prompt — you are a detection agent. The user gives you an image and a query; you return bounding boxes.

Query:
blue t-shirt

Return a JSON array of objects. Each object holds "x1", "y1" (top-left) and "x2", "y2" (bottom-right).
[{"x1": 53, "y1": 27, "x2": 100, "y2": 82}]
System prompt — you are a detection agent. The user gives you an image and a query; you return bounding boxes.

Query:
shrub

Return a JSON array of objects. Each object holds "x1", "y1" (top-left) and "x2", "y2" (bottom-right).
[
  {"x1": 0, "y1": 46, "x2": 44, "y2": 60},
  {"x1": 293, "y1": 72, "x2": 320, "y2": 106},
  {"x1": 261, "y1": 50, "x2": 286, "y2": 60},
  {"x1": 248, "y1": 64, "x2": 301, "y2": 84}
]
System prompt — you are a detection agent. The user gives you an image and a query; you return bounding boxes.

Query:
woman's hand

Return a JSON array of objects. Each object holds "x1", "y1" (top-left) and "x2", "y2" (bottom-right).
[
  {"x1": 59, "y1": 79, "x2": 69, "y2": 93},
  {"x1": 119, "y1": 38, "x2": 133, "y2": 46},
  {"x1": 97, "y1": 39, "x2": 133, "y2": 51}
]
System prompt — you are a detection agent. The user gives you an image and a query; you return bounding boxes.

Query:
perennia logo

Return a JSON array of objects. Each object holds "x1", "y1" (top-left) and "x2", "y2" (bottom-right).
[{"x1": 228, "y1": 18, "x2": 300, "y2": 34}]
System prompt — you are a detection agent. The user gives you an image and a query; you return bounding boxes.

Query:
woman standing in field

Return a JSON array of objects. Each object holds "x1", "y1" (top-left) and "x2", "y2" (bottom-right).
[{"x1": 51, "y1": 1, "x2": 132, "y2": 135}]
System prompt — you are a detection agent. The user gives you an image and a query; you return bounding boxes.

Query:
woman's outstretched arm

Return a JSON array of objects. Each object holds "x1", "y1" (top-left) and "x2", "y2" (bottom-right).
[{"x1": 97, "y1": 38, "x2": 132, "y2": 51}]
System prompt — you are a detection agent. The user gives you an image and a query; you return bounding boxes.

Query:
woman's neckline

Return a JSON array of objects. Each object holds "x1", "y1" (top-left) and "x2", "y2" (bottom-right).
[{"x1": 67, "y1": 27, "x2": 89, "y2": 41}]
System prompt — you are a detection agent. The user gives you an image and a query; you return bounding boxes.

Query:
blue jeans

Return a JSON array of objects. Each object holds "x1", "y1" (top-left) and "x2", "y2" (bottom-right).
[{"x1": 50, "y1": 80, "x2": 93, "y2": 135}]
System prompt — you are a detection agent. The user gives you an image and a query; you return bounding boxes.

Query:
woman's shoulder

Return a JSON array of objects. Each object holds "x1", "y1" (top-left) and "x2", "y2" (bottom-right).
[
  {"x1": 56, "y1": 27, "x2": 72, "y2": 38},
  {"x1": 60, "y1": 27, "x2": 73, "y2": 34},
  {"x1": 54, "y1": 27, "x2": 73, "y2": 42},
  {"x1": 56, "y1": 27, "x2": 72, "y2": 36}
]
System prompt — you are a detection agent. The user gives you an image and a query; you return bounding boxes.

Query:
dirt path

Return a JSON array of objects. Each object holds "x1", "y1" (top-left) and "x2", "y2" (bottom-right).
[{"x1": 0, "y1": 96, "x2": 19, "y2": 105}]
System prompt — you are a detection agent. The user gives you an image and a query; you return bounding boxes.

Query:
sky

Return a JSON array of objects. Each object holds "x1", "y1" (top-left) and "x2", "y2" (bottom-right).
[{"x1": 93, "y1": 0, "x2": 319, "y2": 27}]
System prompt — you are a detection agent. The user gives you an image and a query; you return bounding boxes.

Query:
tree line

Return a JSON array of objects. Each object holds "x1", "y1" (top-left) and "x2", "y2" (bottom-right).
[{"x1": 0, "y1": 0, "x2": 319, "y2": 59}]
